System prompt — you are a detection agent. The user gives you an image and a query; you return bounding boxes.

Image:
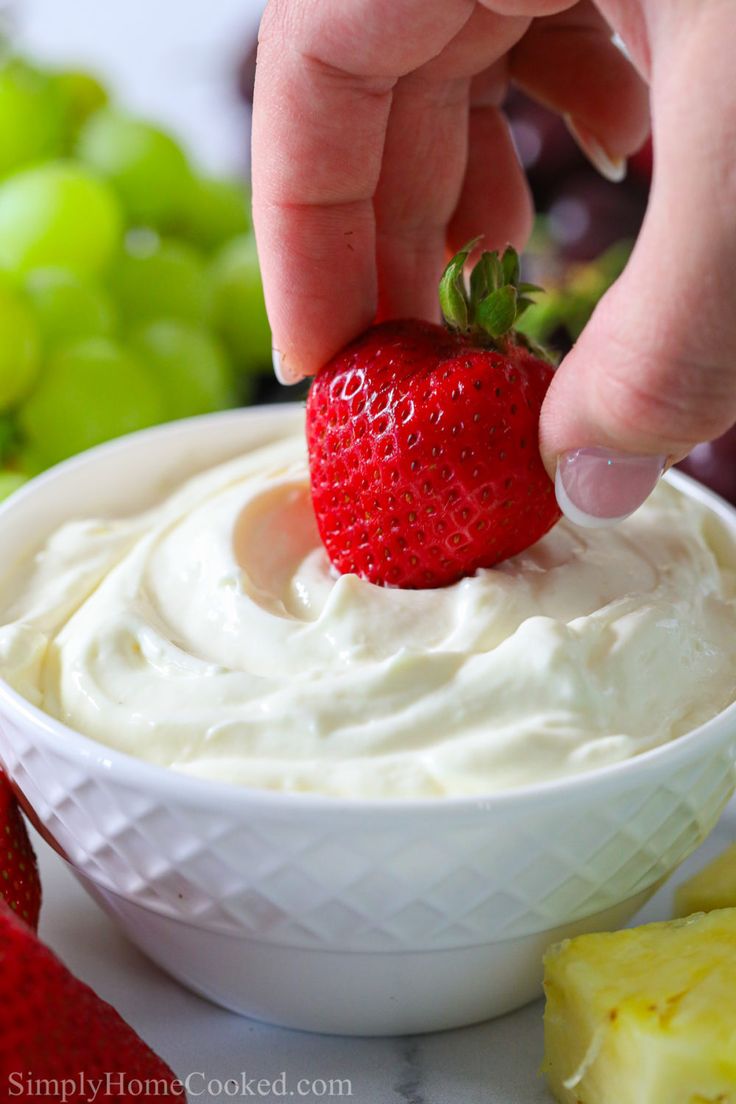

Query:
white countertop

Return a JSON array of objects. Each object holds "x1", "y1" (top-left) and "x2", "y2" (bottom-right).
[{"x1": 34, "y1": 798, "x2": 736, "y2": 1104}]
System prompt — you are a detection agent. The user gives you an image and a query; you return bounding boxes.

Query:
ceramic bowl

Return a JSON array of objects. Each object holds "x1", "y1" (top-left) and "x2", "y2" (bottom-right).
[{"x1": 0, "y1": 406, "x2": 735, "y2": 1035}]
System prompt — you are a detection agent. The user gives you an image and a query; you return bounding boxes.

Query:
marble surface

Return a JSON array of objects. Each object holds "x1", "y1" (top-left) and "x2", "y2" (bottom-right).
[{"x1": 34, "y1": 798, "x2": 735, "y2": 1104}]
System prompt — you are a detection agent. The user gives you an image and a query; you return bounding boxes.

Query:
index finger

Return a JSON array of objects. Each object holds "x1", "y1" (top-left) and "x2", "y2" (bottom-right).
[{"x1": 251, "y1": 0, "x2": 473, "y2": 382}]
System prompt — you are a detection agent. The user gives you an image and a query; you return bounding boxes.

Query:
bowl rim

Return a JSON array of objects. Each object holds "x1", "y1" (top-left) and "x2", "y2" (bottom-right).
[{"x1": 1, "y1": 406, "x2": 735, "y2": 816}]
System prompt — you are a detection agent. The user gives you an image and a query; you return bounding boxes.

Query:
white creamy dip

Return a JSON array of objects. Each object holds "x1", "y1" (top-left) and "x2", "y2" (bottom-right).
[{"x1": 1, "y1": 430, "x2": 735, "y2": 798}]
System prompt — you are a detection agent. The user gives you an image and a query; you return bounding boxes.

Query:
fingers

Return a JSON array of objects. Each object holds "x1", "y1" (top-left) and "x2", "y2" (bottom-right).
[
  {"x1": 448, "y1": 92, "x2": 534, "y2": 254},
  {"x1": 482, "y1": 0, "x2": 577, "y2": 14},
  {"x1": 252, "y1": 19, "x2": 391, "y2": 382},
  {"x1": 540, "y1": 3, "x2": 736, "y2": 526},
  {"x1": 510, "y1": 1, "x2": 650, "y2": 172},
  {"x1": 253, "y1": 0, "x2": 649, "y2": 393},
  {"x1": 252, "y1": 0, "x2": 474, "y2": 382},
  {"x1": 374, "y1": 74, "x2": 470, "y2": 323},
  {"x1": 374, "y1": 6, "x2": 527, "y2": 321},
  {"x1": 450, "y1": 1, "x2": 646, "y2": 267}
]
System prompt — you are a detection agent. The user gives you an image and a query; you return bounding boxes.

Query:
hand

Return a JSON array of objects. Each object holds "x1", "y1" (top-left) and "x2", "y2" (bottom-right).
[{"x1": 252, "y1": 0, "x2": 736, "y2": 527}]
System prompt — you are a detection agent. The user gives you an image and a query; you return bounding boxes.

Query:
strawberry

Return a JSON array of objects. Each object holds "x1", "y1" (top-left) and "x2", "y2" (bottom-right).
[
  {"x1": 0, "y1": 898, "x2": 185, "y2": 1101},
  {"x1": 306, "y1": 243, "x2": 561, "y2": 588},
  {"x1": 0, "y1": 769, "x2": 41, "y2": 930}
]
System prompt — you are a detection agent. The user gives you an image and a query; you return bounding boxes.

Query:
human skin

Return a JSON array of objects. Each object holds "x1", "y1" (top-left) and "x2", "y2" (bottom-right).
[{"x1": 252, "y1": 0, "x2": 736, "y2": 525}]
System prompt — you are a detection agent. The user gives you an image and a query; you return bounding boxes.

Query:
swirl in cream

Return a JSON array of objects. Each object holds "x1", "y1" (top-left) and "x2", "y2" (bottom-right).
[{"x1": 1, "y1": 430, "x2": 735, "y2": 798}]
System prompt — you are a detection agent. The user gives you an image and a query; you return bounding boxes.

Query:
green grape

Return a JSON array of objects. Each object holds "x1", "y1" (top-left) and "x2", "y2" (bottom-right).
[
  {"x1": 19, "y1": 337, "x2": 164, "y2": 465},
  {"x1": 174, "y1": 177, "x2": 250, "y2": 253},
  {"x1": 564, "y1": 242, "x2": 632, "y2": 341},
  {"x1": 77, "y1": 109, "x2": 193, "y2": 227},
  {"x1": 0, "y1": 413, "x2": 17, "y2": 462},
  {"x1": 16, "y1": 443, "x2": 46, "y2": 477},
  {"x1": 25, "y1": 267, "x2": 116, "y2": 349},
  {"x1": 208, "y1": 234, "x2": 271, "y2": 374},
  {"x1": 0, "y1": 161, "x2": 123, "y2": 277},
  {"x1": 0, "y1": 471, "x2": 27, "y2": 502},
  {"x1": 0, "y1": 281, "x2": 41, "y2": 411},
  {"x1": 131, "y1": 320, "x2": 236, "y2": 420},
  {"x1": 514, "y1": 287, "x2": 567, "y2": 346},
  {"x1": 0, "y1": 59, "x2": 66, "y2": 177},
  {"x1": 110, "y1": 234, "x2": 209, "y2": 327},
  {"x1": 53, "y1": 69, "x2": 109, "y2": 138}
]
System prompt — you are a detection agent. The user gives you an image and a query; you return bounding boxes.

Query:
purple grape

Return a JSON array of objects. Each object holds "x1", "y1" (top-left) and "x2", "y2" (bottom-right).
[
  {"x1": 237, "y1": 38, "x2": 258, "y2": 107},
  {"x1": 678, "y1": 426, "x2": 736, "y2": 506},
  {"x1": 506, "y1": 91, "x2": 582, "y2": 190},
  {"x1": 546, "y1": 172, "x2": 646, "y2": 262}
]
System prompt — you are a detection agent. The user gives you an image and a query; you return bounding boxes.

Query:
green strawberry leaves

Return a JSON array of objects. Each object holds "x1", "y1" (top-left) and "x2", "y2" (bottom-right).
[
  {"x1": 476, "y1": 284, "x2": 517, "y2": 338},
  {"x1": 438, "y1": 237, "x2": 481, "y2": 333},
  {"x1": 439, "y1": 242, "x2": 551, "y2": 359}
]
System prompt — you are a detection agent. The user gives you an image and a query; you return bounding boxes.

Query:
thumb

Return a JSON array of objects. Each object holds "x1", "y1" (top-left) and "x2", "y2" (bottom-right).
[{"x1": 539, "y1": 5, "x2": 736, "y2": 528}]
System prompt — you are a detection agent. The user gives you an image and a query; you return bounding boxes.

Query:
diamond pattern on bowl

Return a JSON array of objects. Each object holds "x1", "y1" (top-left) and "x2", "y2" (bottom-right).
[{"x1": 1, "y1": 710, "x2": 734, "y2": 952}]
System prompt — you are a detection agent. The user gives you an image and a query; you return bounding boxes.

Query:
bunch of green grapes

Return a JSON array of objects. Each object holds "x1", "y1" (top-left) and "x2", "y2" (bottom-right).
[{"x1": 0, "y1": 53, "x2": 274, "y2": 503}]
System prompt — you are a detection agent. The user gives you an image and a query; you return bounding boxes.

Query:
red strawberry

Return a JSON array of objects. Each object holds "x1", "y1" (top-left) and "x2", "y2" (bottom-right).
[
  {"x1": 0, "y1": 769, "x2": 41, "y2": 930},
  {"x1": 0, "y1": 898, "x2": 185, "y2": 1101},
  {"x1": 307, "y1": 244, "x2": 561, "y2": 588}
]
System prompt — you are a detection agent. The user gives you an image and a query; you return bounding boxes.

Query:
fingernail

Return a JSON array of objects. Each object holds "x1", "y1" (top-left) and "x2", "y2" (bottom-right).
[
  {"x1": 556, "y1": 448, "x2": 666, "y2": 528},
  {"x1": 564, "y1": 115, "x2": 627, "y2": 183},
  {"x1": 273, "y1": 349, "x2": 302, "y2": 386}
]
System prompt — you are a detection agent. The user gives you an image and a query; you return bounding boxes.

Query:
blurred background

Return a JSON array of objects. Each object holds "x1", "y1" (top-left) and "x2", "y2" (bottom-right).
[
  {"x1": 0, "y1": 0, "x2": 730, "y2": 503},
  {"x1": 15, "y1": 0, "x2": 260, "y2": 175}
]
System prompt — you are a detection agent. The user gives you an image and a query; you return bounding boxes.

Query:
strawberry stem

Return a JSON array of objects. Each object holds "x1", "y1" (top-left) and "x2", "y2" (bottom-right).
[{"x1": 439, "y1": 242, "x2": 552, "y2": 360}]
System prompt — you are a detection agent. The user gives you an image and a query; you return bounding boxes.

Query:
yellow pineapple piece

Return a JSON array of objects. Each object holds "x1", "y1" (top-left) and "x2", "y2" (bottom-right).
[
  {"x1": 676, "y1": 843, "x2": 736, "y2": 917},
  {"x1": 543, "y1": 908, "x2": 736, "y2": 1104}
]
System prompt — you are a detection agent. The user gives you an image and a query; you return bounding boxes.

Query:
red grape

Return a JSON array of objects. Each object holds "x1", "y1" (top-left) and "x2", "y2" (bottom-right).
[
  {"x1": 237, "y1": 38, "x2": 258, "y2": 107},
  {"x1": 630, "y1": 136, "x2": 653, "y2": 184},
  {"x1": 678, "y1": 426, "x2": 736, "y2": 506},
  {"x1": 506, "y1": 90, "x2": 581, "y2": 191},
  {"x1": 547, "y1": 173, "x2": 646, "y2": 262}
]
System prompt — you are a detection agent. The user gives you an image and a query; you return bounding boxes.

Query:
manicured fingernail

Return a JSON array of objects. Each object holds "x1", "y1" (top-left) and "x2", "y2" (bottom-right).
[
  {"x1": 556, "y1": 448, "x2": 666, "y2": 528},
  {"x1": 272, "y1": 349, "x2": 302, "y2": 386},
  {"x1": 564, "y1": 116, "x2": 627, "y2": 183}
]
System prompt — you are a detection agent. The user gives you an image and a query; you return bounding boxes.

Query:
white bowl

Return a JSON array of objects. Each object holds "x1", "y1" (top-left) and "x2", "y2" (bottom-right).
[{"x1": 1, "y1": 406, "x2": 735, "y2": 1036}]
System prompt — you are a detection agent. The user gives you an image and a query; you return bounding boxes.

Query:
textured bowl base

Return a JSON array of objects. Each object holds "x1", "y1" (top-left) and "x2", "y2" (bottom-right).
[{"x1": 78, "y1": 872, "x2": 654, "y2": 1036}]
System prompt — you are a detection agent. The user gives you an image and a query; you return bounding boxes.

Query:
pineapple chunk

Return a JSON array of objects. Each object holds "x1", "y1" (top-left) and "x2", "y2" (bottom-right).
[
  {"x1": 676, "y1": 843, "x2": 736, "y2": 917},
  {"x1": 543, "y1": 908, "x2": 736, "y2": 1104}
]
